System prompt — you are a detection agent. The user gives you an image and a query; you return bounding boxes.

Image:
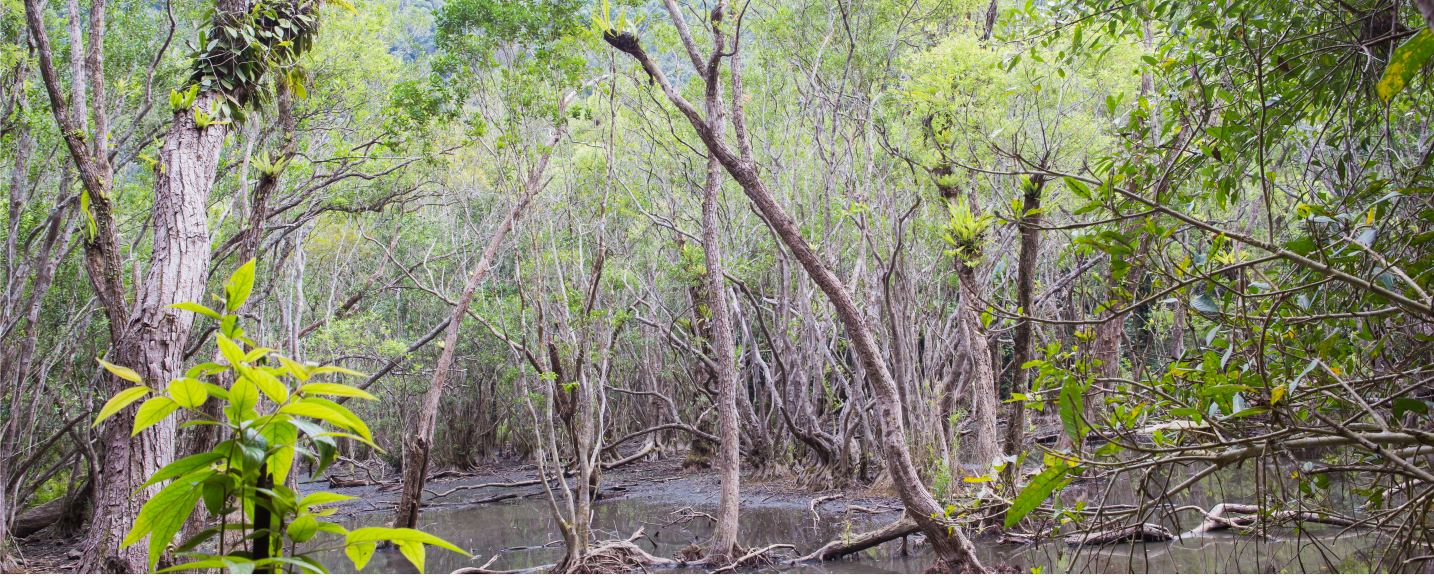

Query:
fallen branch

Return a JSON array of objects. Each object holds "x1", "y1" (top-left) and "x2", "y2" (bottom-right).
[
  {"x1": 808, "y1": 494, "x2": 843, "y2": 527},
  {"x1": 424, "y1": 478, "x2": 555, "y2": 499},
  {"x1": 712, "y1": 544, "x2": 799, "y2": 573},
  {"x1": 789, "y1": 515, "x2": 920, "y2": 563},
  {"x1": 1064, "y1": 523, "x2": 1174, "y2": 546}
]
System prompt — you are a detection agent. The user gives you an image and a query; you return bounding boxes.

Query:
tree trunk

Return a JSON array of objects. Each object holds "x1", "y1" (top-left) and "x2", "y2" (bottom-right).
[
  {"x1": 1002, "y1": 178, "x2": 1043, "y2": 486},
  {"x1": 609, "y1": 26, "x2": 988, "y2": 571},
  {"x1": 393, "y1": 172, "x2": 542, "y2": 531},
  {"x1": 956, "y1": 259, "x2": 1000, "y2": 469},
  {"x1": 79, "y1": 92, "x2": 228, "y2": 574},
  {"x1": 700, "y1": 131, "x2": 741, "y2": 567}
]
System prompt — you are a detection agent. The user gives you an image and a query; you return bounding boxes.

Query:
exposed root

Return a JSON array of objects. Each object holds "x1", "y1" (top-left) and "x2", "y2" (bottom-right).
[
  {"x1": 1184, "y1": 503, "x2": 1360, "y2": 536},
  {"x1": 711, "y1": 544, "x2": 798, "y2": 573},
  {"x1": 565, "y1": 528, "x2": 677, "y2": 573}
]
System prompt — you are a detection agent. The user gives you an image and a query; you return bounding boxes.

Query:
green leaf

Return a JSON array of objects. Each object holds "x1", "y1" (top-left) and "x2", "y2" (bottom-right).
[
  {"x1": 123, "y1": 470, "x2": 209, "y2": 571},
  {"x1": 304, "y1": 398, "x2": 373, "y2": 442},
  {"x1": 300, "y1": 382, "x2": 378, "y2": 400},
  {"x1": 298, "y1": 491, "x2": 356, "y2": 509},
  {"x1": 278, "y1": 402, "x2": 358, "y2": 432},
  {"x1": 168, "y1": 378, "x2": 209, "y2": 409},
  {"x1": 345, "y1": 541, "x2": 376, "y2": 571},
  {"x1": 278, "y1": 356, "x2": 312, "y2": 381},
  {"x1": 261, "y1": 421, "x2": 300, "y2": 484},
  {"x1": 397, "y1": 540, "x2": 427, "y2": 573},
  {"x1": 216, "y1": 335, "x2": 247, "y2": 367},
  {"x1": 1378, "y1": 29, "x2": 1434, "y2": 101},
  {"x1": 1005, "y1": 462, "x2": 1072, "y2": 527},
  {"x1": 230, "y1": 377, "x2": 259, "y2": 415},
  {"x1": 247, "y1": 367, "x2": 290, "y2": 403},
  {"x1": 1058, "y1": 379, "x2": 1085, "y2": 445},
  {"x1": 93, "y1": 386, "x2": 152, "y2": 426},
  {"x1": 1063, "y1": 177, "x2": 1093, "y2": 199},
  {"x1": 157, "y1": 558, "x2": 229, "y2": 573},
  {"x1": 99, "y1": 358, "x2": 145, "y2": 384},
  {"x1": 225, "y1": 259, "x2": 257, "y2": 311},
  {"x1": 1393, "y1": 398, "x2": 1430, "y2": 420},
  {"x1": 346, "y1": 528, "x2": 469, "y2": 567},
  {"x1": 133, "y1": 397, "x2": 181, "y2": 436},
  {"x1": 137, "y1": 452, "x2": 222, "y2": 492},
  {"x1": 309, "y1": 365, "x2": 368, "y2": 378},
  {"x1": 288, "y1": 515, "x2": 319, "y2": 542},
  {"x1": 169, "y1": 302, "x2": 223, "y2": 321}
]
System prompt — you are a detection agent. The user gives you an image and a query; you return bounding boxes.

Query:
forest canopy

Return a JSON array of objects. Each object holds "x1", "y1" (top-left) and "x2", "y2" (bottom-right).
[{"x1": 3, "y1": 0, "x2": 1434, "y2": 573}]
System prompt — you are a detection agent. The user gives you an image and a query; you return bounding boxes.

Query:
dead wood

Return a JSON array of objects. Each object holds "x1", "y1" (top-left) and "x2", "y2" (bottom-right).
[
  {"x1": 1063, "y1": 523, "x2": 1175, "y2": 546},
  {"x1": 789, "y1": 515, "x2": 921, "y2": 563}
]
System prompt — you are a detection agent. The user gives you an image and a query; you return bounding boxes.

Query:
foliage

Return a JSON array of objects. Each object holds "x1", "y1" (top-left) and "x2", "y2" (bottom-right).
[{"x1": 91, "y1": 261, "x2": 467, "y2": 573}]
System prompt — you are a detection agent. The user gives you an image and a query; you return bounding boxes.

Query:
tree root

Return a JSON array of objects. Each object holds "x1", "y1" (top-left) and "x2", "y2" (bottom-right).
[
  {"x1": 711, "y1": 544, "x2": 799, "y2": 573},
  {"x1": 1184, "y1": 503, "x2": 1360, "y2": 536},
  {"x1": 566, "y1": 528, "x2": 678, "y2": 573}
]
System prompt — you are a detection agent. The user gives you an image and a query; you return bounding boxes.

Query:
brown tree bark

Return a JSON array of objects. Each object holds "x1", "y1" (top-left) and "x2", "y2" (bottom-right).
[
  {"x1": 1002, "y1": 177, "x2": 1044, "y2": 486},
  {"x1": 956, "y1": 258, "x2": 1000, "y2": 468},
  {"x1": 605, "y1": 13, "x2": 987, "y2": 570}
]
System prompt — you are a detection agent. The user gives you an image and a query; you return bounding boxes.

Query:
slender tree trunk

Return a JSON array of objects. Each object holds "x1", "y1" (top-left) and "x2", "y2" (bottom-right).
[
  {"x1": 1002, "y1": 178, "x2": 1043, "y2": 486},
  {"x1": 393, "y1": 169, "x2": 544, "y2": 531},
  {"x1": 700, "y1": 130, "x2": 741, "y2": 567},
  {"x1": 608, "y1": 25, "x2": 988, "y2": 571}
]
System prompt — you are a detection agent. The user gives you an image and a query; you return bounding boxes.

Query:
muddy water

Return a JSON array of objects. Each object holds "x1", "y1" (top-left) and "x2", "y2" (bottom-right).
[{"x1": 310, "y1": 490, "x2": 1377, "y2": 573}]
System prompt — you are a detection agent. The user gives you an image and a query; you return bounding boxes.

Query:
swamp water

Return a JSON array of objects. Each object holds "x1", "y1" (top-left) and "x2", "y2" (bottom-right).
[{"x1": 310, "y1": 492, "x2": 1378, "y2": 573}]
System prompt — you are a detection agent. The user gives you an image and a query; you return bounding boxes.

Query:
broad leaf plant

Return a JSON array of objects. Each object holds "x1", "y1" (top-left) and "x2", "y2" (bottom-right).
[{"x1": 92, "y1": 259, "x2": 468, "y2": 573}]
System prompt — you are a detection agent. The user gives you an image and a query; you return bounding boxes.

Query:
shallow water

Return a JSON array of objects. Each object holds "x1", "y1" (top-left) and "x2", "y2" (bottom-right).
[{"x1": 308, "y1": 486, "x2": 1379, "y2": 573}]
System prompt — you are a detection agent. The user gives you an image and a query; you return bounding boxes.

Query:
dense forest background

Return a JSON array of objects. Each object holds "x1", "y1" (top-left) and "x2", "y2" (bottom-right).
[{"x1": 3, "y1": 0, "x2": 1434, "y2": 572}]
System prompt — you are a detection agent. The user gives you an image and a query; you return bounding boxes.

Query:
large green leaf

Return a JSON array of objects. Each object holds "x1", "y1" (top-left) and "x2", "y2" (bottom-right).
[
  {"x1": 304, "y1": 397, "x2": 373, "y2": 442},
  {"x1": 247, "y1": 367, "x2": 290, "y2": 403},
  {"x1": 301, "y1": 382, "x2": 378, "y2": 400},
  {"x1": 122, "y1": 470, "x2": 209, "y2": 571},
  {"x1": 92, "y1": 386, "x2": 152, "y2": 426},
  {"x1": 1378, "y1": 29, "x2": 1434, "y2": 101},
  {"x1": 133, "y1": 397, "x2": 180, "y2": 436},
  {"x1": 298, "y1": 491, "x2": 356, "y2": 509},
  {"x1": 1004, "y1": 462, "x2": 1072, "y2": 527},
  {"x1": 1058, "y1": 379, "x2": 1085, "y2": 445},
  {"x1": 137, "y1": 452, "x2": 222, "y2": 492},
  {"x1": 98, "y1": 358, "x2": 145, "y2": 383},
  {"x1": 168, "y1": 378, "x2": 209, "y2": 409},
  {"x1": 225, "y1": 258, "x2": 257, "y2": 312},
  {"x1": 345, "y1": 527, "x2": 468, "y2": 571},
  {"x1": 168, "y1": 302, "x2": 222, "y2": 321}
]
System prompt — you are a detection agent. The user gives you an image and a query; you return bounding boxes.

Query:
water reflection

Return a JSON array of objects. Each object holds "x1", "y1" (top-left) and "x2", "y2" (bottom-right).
[{"x1": 309, "y1": 493, "x2": 1376, "y2": 574}]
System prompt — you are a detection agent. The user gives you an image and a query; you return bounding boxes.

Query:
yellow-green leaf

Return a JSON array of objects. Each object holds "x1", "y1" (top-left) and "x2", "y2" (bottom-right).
[
  {"x1": 248, "y1": 368, "x2": 289, "y2": 403},
  {"x1": 133, "y1": 397, "x2": 180, "y2": 436},
  {"x1": 168, "y1": 378, "x2": 209, "y2": 409},
  {"x1": 278, "y1": 356, "x2": 311, "y2": 381},
  {"x1": 216, "y1": 335, "x2": 246, "y2": 368},
  {"x1": 346, "y1": 542, "x2": 376, "y2": 571},
  {"x1": 93, "y1": 386, "x2": 152, "y2": 427},
  {"x1": 1378, "y1": 29, "x2": 1434, "y2": 101},
  {"x1": 301, "y1": 382, "x2": 378, "y2": 401},
  {"x1": 99, "y1": 358, "x2": 144, "y2": 384}
]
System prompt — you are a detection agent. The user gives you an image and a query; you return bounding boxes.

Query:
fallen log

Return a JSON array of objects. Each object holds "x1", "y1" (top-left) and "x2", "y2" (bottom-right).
[
  {"x1": 424, "y1": 478, "x2": 553, "y2": 499},
  {"x1": 327, "y1": 476, "x2": 374, "y2": 489},
  {"x1": 10, "y1": 496, "x2": 64, "y2": 538},
  {"x1": 1064, "y1": 523, "x2": 1175, "y2": 546},
  {"x1": 788, "y1": 515, "x2": 920, "y2": 563}
]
